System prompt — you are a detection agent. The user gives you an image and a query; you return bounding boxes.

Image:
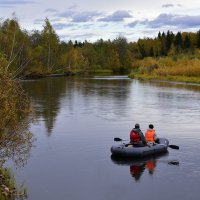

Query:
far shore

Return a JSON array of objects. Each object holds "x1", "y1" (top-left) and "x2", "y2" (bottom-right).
[
  {"x1": 18, "y1": 69, "x2": 200, "y2": 86},
  {"x1": 129, "y1": 73, "x2": 200, "y2": 85}
]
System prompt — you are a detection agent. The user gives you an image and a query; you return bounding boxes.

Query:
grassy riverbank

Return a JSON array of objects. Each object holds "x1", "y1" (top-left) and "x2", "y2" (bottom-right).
[
  {"x1": 0, "y1": 167, "x2": 27, "y2": 199},
  {"x1": 129, "y1": 56, "x2": 200, "y2": 84},
  {"x1": 129, "y1": 73, "x2": 200, "y2": 84}
]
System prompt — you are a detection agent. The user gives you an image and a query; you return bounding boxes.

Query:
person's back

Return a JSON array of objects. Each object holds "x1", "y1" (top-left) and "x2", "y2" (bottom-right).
[
  {"x1": 145, "y1": 124, "x2": 158, "y2": 143},
  {"x1": 130, "y1": 123, "x2": 146, "y2": 146}
]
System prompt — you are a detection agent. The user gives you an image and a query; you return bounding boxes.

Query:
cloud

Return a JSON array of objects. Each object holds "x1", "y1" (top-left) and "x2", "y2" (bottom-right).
[
  {"x1": 68, "y1": 3, "x2": 78, "y2": 10},
  {"x1": 162, "y1": 4, "x2": 183, "y2": 8},
  {"x1": 128, "y1": 14, "x2": 200, "y2": 29},
  {"x1": 127, "y1": 21, "x2": 139, "y2": 27},
  {"x1": 81, "y1": 24, "x2": 94, "y2": 29},
  {"x1": 0, "y1": 0, "x2": 34, "y2": 6},
  {"x1": 98, "y1": 10, "x2": 133, "y2": 22},
  {"x1": 52, "y1": 23, "x2": 75, "y2": 30},
  {"x1": 128, "y1": 19, "x2": 148, "y2": 27},
  {"x1": 72, "y1": 11, "x2": 103, "y2": 22},
  {"x1": 58, "y1": 10, "x2": 75, "y2": 18},
  {"x1": 162, "y1": 4, "x2": 174, "y2": 8},
  {"x1": 45, "y1": 8, "x2": 58, "y2": 13},
  {"x1": 60, "y1": 32, "x2": 98, "y2": 41},
  {"x1": 33, "y1": 18, "x2": 44, "y2": 25},
  {"x1": 148, "y1": 13, "x2": 200, "y2": 28},
  {"x1": 177, "y1": 4, "x2": 183, "y2": 7},
  {"x1": 58, "y1": 10, "x2": 103, "y2": 23},
  {"x1": 56, "y1": 9, "x2": 133, "y2": 23}
]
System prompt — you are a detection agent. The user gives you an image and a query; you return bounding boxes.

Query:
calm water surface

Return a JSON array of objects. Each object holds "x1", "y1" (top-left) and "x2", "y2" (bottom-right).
[{"x1": 11, "y1": 76, "x2": 200, "y2": 200}]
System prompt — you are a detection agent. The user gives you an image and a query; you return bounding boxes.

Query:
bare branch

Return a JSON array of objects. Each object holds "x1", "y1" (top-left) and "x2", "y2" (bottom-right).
[{"x1": 6, "y1": 23, "x2": 17, "y2": 72}]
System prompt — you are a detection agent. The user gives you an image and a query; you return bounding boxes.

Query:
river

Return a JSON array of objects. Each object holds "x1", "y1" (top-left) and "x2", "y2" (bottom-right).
[{"x1": 10, "y1": 76, "x2": 200, "y2": 200}]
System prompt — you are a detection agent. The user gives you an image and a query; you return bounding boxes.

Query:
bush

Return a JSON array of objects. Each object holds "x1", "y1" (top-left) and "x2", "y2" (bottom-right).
[
  {"x1": 0, "y1": 72, "x2": 31, "y2": 132},
  {"x1": 0, "y1": 53, "x2": 8, "y2": 72}
]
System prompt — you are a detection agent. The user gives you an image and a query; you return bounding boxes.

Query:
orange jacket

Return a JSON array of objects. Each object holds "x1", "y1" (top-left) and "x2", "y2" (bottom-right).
[{"x1": 145, "y1": 129, "x2": 156, "y2": 142}]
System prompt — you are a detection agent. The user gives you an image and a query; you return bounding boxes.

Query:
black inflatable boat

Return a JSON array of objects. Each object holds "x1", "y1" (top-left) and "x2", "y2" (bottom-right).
[{"x1": 111, "y1": 138, "x2": 169, "y2": 158}]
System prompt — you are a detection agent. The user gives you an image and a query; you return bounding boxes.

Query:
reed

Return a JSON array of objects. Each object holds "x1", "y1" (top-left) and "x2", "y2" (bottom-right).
[
  {"x1": 131, "y1": 56, "x2": 200, "y2": 83},
  {"x1": 154, "y1": 57, "x2": 200, "y2": 77}
]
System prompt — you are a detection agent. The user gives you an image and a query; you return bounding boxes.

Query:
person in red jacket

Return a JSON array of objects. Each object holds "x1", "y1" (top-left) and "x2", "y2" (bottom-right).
[
  {"x1": 130, "y1": 123, "x2": 146, "y2": 147},
  {"x1": 145, "y1": 124, "x2": 159, "y2": 143}
]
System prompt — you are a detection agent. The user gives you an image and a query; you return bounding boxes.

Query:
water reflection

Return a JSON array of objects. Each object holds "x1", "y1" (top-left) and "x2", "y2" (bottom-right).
[
  {"x1": 140, "y1": 79, "x2": 200, "y2": 92},
  {"x1": 0, "y1": 119, "x2": 35, "y2": 168},
  {"x1": 130, "y1": 161, "x2": 146, "y2": 181},
  {"x1": 22, "y1": 77, "x2": 132, "y2": 135},
  {"x1": 22, "y1": 78, "x2": 68, "y2": 136},
  {"x1": 0, "y1": 78, "x2": 35, "y2": 168},
  {"x1": 111, "y1": 153, "x2": 179, "y2": 182}
]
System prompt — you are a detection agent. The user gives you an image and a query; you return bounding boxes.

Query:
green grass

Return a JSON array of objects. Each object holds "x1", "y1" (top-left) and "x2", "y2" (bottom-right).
[
  {"x1": 129, "y1": 73, "x2": 200, "y2": 84},
  {"x1": 0, "y1": 167, "x2": 28, "y2": 199}
]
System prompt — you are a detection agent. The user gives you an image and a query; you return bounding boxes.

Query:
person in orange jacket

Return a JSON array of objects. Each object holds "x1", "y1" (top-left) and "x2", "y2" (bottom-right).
[{"x1": 145, "y1": 124, "x2": 159, "y2": 143}]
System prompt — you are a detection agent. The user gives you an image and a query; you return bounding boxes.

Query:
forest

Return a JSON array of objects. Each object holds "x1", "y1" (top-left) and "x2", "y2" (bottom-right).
[{"x1": 1, "y1": 17, "x2": 200, "y2": 80}]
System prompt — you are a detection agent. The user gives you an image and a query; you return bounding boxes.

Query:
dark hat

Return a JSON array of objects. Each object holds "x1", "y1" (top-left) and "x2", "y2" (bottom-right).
[
  {"x1": 149, "y1": 124, "x2": 154, "y2": 129},
  {"x1": 135, "y1": 123, "x2": 140, "y2": 128}
]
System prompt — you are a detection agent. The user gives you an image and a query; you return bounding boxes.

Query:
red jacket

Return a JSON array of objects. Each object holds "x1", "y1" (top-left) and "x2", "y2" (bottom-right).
[{"x1": 130, "y1": 130, "x2": 141, "y2": 143}]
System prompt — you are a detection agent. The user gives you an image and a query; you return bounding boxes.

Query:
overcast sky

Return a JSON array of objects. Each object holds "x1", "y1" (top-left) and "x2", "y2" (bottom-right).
[{"x1": 1, "y1": 0, "x2": 200, "y2": 42}]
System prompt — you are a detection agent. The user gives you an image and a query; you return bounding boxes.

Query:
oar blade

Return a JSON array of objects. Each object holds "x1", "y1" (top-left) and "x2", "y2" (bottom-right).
[
  {"x1": 114, "y1": 137, "x2": 122, "y2": 142},
  {"x1": 168, "y1": 160, "x2": 179, "y2": 166},
  {"x1": 168, "y1": 145, "x2": 179, "y2": 150}
]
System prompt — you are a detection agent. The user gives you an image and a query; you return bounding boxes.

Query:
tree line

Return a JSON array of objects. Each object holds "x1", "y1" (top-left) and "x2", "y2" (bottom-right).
[
  {"x1": 1, "y1": 17, "x2": 200, "y2": 78},
  {"x1": 135, "y1": 30, "x2": 200, "y2": 58}
]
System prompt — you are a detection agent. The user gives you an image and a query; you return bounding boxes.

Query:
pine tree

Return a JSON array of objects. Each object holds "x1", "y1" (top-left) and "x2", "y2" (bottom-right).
[
  {"x1": 183, "y1": 34, "x2": 190, "y2": 49},
  {"x1": 166, "y1": 31, "x2": 174, "y2": 53},
  {"x1": 196, "y1": 30, "x2": 200, "y2": 48},
  {"x1": 174, "y1": 32, "x2": 182, "y2": 53}
]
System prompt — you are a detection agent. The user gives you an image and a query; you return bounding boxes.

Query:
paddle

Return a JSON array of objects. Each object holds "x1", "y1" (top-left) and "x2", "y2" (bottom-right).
[
  {"x1": 167, "y1": 160, "x2": 179, "y2": 165},
  {"x1": 168, "y1": 145, "x2": 179, "y2": 150},
  {"x1": 114, "y1": 137, "x2": 179, "y2": 150},
  {"x1": 114, "y1": 137, "x2": 129, "y2": 142},
  {"x1": 114, "y1": 137, "x2": 123, "y2": 142}
]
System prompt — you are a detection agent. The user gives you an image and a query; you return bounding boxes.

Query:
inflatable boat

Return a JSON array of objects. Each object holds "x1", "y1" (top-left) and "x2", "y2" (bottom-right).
[{"x1": 111, "y1": 138, "x2": 169, "y2": 158}]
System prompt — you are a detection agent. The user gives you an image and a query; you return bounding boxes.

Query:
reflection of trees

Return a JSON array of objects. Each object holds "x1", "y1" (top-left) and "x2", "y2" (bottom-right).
[
  {"x1": 140, "y1": 80, "x2": 200, "y2": 115},
  {"x1": 0, "y1": 74, "x2": 34, "y2": 167},
  {"x1": 140, "y1": 80, "x2": 200, "y2": 92},
  {"x1": 22, "y1": 76, "x2": 132, "y2": 135},
  {"x1": 0, "y1": 122, "x2": 34, "y2": 168},
  {"x1": 22, "y1": 77, "x2": 68, "y2": 136},
  {"x1": 70, "y1": 77, "x2": 132, "y2": 119}
]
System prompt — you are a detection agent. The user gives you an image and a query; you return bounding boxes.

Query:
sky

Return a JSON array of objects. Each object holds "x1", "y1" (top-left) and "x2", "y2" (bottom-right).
[{"x1": 1, "y1": 0, "x2": 200, "y2": 42}]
